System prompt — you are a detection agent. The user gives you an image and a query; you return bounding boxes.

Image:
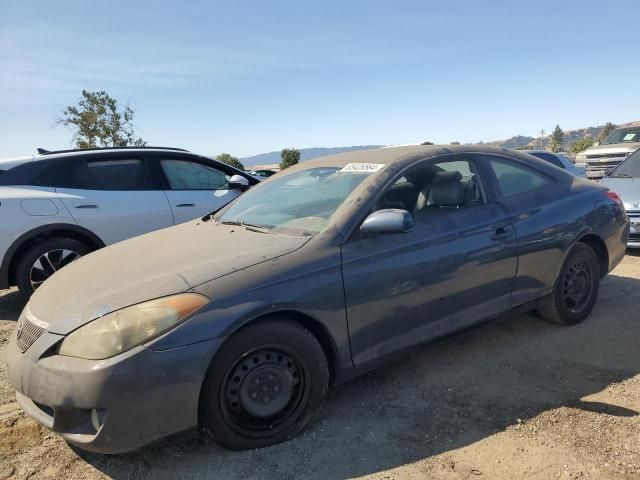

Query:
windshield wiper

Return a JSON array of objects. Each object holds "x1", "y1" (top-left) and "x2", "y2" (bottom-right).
[{"x1": 220, "y1": 220, "x2": 271, "y2": 233}]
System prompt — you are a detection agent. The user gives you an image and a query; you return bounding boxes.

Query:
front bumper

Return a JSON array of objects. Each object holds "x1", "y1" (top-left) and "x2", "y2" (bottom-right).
[
  {"x1": 627, "y1": 213, "x2": 640, "y2": 249},
  {"x1": 6, "y1": 329, "x2": 225, "y2": 453}
]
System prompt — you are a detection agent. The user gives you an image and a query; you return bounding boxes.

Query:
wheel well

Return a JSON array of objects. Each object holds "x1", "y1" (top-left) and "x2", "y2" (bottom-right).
[
  {"x1": 8, "y1": 229, "x2": 102, "y2": 285},
  {"x1": 242, "y1": 311, "x2": 338, "y2": 383},
  {"x1": 578, "y1": 234, "x2": 609, "y2": 278}
]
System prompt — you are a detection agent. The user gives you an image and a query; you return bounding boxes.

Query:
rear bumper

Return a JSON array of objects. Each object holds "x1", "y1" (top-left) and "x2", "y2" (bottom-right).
[
  {"x1": 7, "y1": 330, "x2": 225, "y2": 453},
  {"x1": 600, "y1": 205, "x2": 629, "y2": 274}
]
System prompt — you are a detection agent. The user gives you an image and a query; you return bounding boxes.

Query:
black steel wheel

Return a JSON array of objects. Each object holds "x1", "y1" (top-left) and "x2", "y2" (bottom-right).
[
  {"x1": 201, "y1": 319, "x2": 329, "y2": 450},
  {"x1": 538, "y1": 242, "x2": 600, "y2": 325},
  {"x1": 561, "y1": 258, "x2": 594, "y2": 315}
]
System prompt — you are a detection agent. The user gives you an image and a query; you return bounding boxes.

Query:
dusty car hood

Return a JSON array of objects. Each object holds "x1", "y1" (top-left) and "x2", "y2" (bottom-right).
[
  {"x1": 29, "y1": 220, "x2": 309, "y2": 334},
  {"x1": 601, "y1": 177, "x2": 640, "y2": 210}
]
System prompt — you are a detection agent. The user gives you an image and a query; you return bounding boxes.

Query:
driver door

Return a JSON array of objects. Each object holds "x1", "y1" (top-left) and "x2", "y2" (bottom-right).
[{"x1": 340, "y1": 155, "x2": 518, "y2": 366}]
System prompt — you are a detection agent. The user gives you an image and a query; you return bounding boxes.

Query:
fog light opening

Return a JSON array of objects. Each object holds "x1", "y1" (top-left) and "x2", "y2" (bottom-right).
[{"x1": 91, "y1": 408, "x2": 104, "y2": 432}]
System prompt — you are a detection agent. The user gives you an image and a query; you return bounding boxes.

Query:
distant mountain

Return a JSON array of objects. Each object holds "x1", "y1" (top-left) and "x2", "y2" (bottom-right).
[
  {"x1": 490, "y1": 121, "x2": 638, "y2": 150},
  {"x1": 238, "y1": 121, "x2": 638, "y2": 168},
  {"x1": 241, "y1": 145, "x2": 382, "y2": 167}
]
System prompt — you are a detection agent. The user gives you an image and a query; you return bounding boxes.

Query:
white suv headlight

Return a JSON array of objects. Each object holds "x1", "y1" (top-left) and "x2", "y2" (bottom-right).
[{"x1": 58, "y1": 293, "x2": 208, "y2": 360}]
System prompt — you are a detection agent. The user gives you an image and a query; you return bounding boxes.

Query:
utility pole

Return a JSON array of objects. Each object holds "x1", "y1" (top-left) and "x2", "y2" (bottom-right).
[{"x1": 539, "y1": 129, "x2": 545, "y2": 150}]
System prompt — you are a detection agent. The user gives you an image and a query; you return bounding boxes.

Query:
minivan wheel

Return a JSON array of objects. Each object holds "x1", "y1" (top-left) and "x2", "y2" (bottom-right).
[
  {"x1": 538, "y1": 242, "x2": 600, "y2": 325},
  {"x1": 15, "y1": 238, "x2": 90, "y2": 298},
  {"x1": 201, "y1": 319, "x2": 329, "y2": 450}
]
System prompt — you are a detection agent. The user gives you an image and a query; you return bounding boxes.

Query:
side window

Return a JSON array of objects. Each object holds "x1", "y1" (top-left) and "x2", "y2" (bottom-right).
[
  {"x1": 161, "y1": 159, "x2": 228, "y2": 190},
  {"x1": 376, "y1": 158, "x2": 483, "y2": 220},
  {"x1": 86, "y1": 158, "x2": 151, "y2": 190},
  {"x1": 488, "y1": 159, "x2": 551, "y2": 197}
]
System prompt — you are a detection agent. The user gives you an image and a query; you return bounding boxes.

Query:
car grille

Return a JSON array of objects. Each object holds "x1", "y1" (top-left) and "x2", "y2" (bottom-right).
[
  {"x1": 585, "y1": 153, "x2": 628, "y2": 160},
  {"x1": 15, "y1": 309, "x2": 48, "y2": 353},
  {"x1": 628, "y1": 212, "x2": 640, "y2": 242},
  {"x1": 585, "y1": 159, "x2": 623, "y2": 168}
]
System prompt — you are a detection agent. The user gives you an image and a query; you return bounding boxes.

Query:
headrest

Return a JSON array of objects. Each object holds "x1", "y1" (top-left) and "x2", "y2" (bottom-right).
[
  {"x1": 432, "y1": 170, "x2": 463, "y2": 184},
  {"x1": 428, "y1": 175, "x2": 465, "y2": 207}
]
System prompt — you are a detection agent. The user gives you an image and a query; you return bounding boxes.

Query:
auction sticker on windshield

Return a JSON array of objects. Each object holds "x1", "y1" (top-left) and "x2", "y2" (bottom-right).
[{"x1": 341, "y1": 163, "x2": 385, "y2": 173}]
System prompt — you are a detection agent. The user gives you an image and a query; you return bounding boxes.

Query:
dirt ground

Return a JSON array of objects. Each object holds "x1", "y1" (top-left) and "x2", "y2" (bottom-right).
[{"x1": 1, "y1": 255, "x2": 640, "y2": 480}]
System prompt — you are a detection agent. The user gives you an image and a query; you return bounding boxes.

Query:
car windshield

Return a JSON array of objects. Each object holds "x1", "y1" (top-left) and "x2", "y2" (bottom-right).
[
  {"x1": 215, "y1": 166, "x2": 377, "y2": 236},
  {"x1": 609, "y1": 149, "x2": 640, "y2": 178},
  {"x1": 603, "y1": 127, "x2": 640, "y2": 145}
]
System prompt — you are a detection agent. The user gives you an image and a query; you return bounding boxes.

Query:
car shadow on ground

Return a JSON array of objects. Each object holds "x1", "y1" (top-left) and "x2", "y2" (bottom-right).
[{"x1": 70, "y1": 271, "x2": 640, "y2": 479}]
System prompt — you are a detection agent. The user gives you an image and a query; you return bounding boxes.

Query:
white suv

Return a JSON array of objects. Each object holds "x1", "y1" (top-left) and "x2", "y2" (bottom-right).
[{"x1": 0, "y1": 147, "x2": 256, "y2": 297}]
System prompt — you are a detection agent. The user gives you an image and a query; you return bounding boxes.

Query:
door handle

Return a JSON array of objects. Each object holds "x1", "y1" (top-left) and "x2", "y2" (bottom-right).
[
  {"x1": 75, "y1": 204, "x2": 98, "y2": 209},
  {"x1": 175, "y1": 203, "x2": 196, "y2": 208},
  {"x1": 491, "y1": 227, "x2": 512, "y2": 240}
]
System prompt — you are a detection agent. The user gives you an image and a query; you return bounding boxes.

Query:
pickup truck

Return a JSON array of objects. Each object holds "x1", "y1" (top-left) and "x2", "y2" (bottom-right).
[{"x1": 576, "y1": 122, "x2": 640, "y2": 180}]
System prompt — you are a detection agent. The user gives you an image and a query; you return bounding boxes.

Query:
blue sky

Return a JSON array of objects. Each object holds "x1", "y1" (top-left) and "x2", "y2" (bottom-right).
[{"x1": 1, "y1": 0, "x2": 638, "y2": 158}]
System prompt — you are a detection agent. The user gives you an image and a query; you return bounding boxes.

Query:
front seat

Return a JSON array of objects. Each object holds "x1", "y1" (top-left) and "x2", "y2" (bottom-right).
[{"x1": 414, "y1": 171, "x2": 466, "y2": 218}]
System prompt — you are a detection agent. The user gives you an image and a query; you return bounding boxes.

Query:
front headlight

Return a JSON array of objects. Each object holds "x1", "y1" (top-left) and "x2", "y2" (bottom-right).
[{"x1": 58, "y1": 293, "x2": 208, "y2": 360}]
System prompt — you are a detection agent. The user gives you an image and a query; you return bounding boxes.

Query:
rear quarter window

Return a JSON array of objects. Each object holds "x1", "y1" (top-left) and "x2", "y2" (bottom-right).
[
  {"x1": 488, "y1": 159, "x2": 553, "y2": 197},
  {"x1": 0, "y1": 159, "x2": 69, "y2": 187}
]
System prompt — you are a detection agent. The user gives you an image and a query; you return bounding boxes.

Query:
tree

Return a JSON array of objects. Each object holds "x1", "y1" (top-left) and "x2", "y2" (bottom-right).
[
  {"x1": 216, "y1": 153, "x2": 244, "y2": 170},
  {"x1": 55, "y1": 90, "x2": 145, "y2": 148},
  {"x1": 450, "y1": 141, "x2": 460, "y2": 145},
  {"x1": 421, "y1": 141, "x2": 434, "y2": 145},
  {"x1": 597, "y1": 122, "x2": 616, "y2": 143},
  {"x1": 568, "y1": 137, "x2": 595, "y2": 155},
  {"x1": 280, "y1": 148, "x2": 300, "y2": 170},
  {"x1": 549, "y1": 124, "x2": 564, "y2": 152}
]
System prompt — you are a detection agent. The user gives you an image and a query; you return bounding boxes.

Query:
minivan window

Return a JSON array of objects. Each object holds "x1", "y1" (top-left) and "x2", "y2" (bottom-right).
[
  {"x1": 0, "y1": 159, "x2": 69, "y2": 187},
  {"x1": 161, "y1": 159, "x2": 228, "y2": 190},
  {"x1": 86, "y1": 158, "x2": 152, "y2": 190}
]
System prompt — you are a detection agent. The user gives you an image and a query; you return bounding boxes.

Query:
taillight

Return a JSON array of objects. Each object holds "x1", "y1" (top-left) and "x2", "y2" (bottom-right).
[{"x1": 603, "y1": 190, "x2": 623, "y2": 206}]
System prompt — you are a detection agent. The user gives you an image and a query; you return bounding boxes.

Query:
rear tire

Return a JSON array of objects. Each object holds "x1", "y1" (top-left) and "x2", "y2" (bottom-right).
[
  {"x1": 15, "y1": 238, "x2": 90, "y2": 299},
  {"x1": 200, "y1": 319, "x2": 329, "y2": 450},
  {"x1": 537, "y1": 242, "x2": 600, "y2": 325}
]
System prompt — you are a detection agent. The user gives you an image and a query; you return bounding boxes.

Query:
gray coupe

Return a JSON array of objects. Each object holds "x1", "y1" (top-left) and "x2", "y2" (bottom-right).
[{"x1": 7, "y1": 145, "x2": 629, "y2": 453}]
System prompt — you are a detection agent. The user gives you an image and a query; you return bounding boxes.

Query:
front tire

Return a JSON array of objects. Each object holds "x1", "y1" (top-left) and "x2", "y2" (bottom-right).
[
  {"x1": 537, "y1": 242, "x2": 600, "y2": 325},
  {"x1": 200, "y1": 319, "x2": 329, "y2": 450},
  {"x1": 15, "y1": 238, "x2": 90, "y2": 299}
]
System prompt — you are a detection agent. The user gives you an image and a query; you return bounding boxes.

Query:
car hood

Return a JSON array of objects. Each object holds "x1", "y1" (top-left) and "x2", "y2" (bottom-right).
[
  {"x1": 582, "y1": 143, "x2": 640, "y2": 156},
  {"x1": 29, "y1": 220, "x2": 310, "y2": 334},
  {"x1": 601, "y1": 177, "x2": 640, "y2": 210}
]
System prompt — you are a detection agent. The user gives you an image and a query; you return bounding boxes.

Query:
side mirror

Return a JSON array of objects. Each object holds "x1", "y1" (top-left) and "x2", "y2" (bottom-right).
[
  {"x1": 360, "y1": 209, "x2": 413, "y2": 235},
  {"x1": 229, "y1": 174, "x2": 250, "y2": 190}
]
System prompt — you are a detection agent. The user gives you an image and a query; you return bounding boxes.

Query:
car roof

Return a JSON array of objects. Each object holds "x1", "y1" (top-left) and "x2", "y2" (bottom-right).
[
  {"x1": 0, "y1": 147, "x2": 198, "y2": 170},
  {"x1": 283, "y1": 144, "x2": 552, "y2": 172}
]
